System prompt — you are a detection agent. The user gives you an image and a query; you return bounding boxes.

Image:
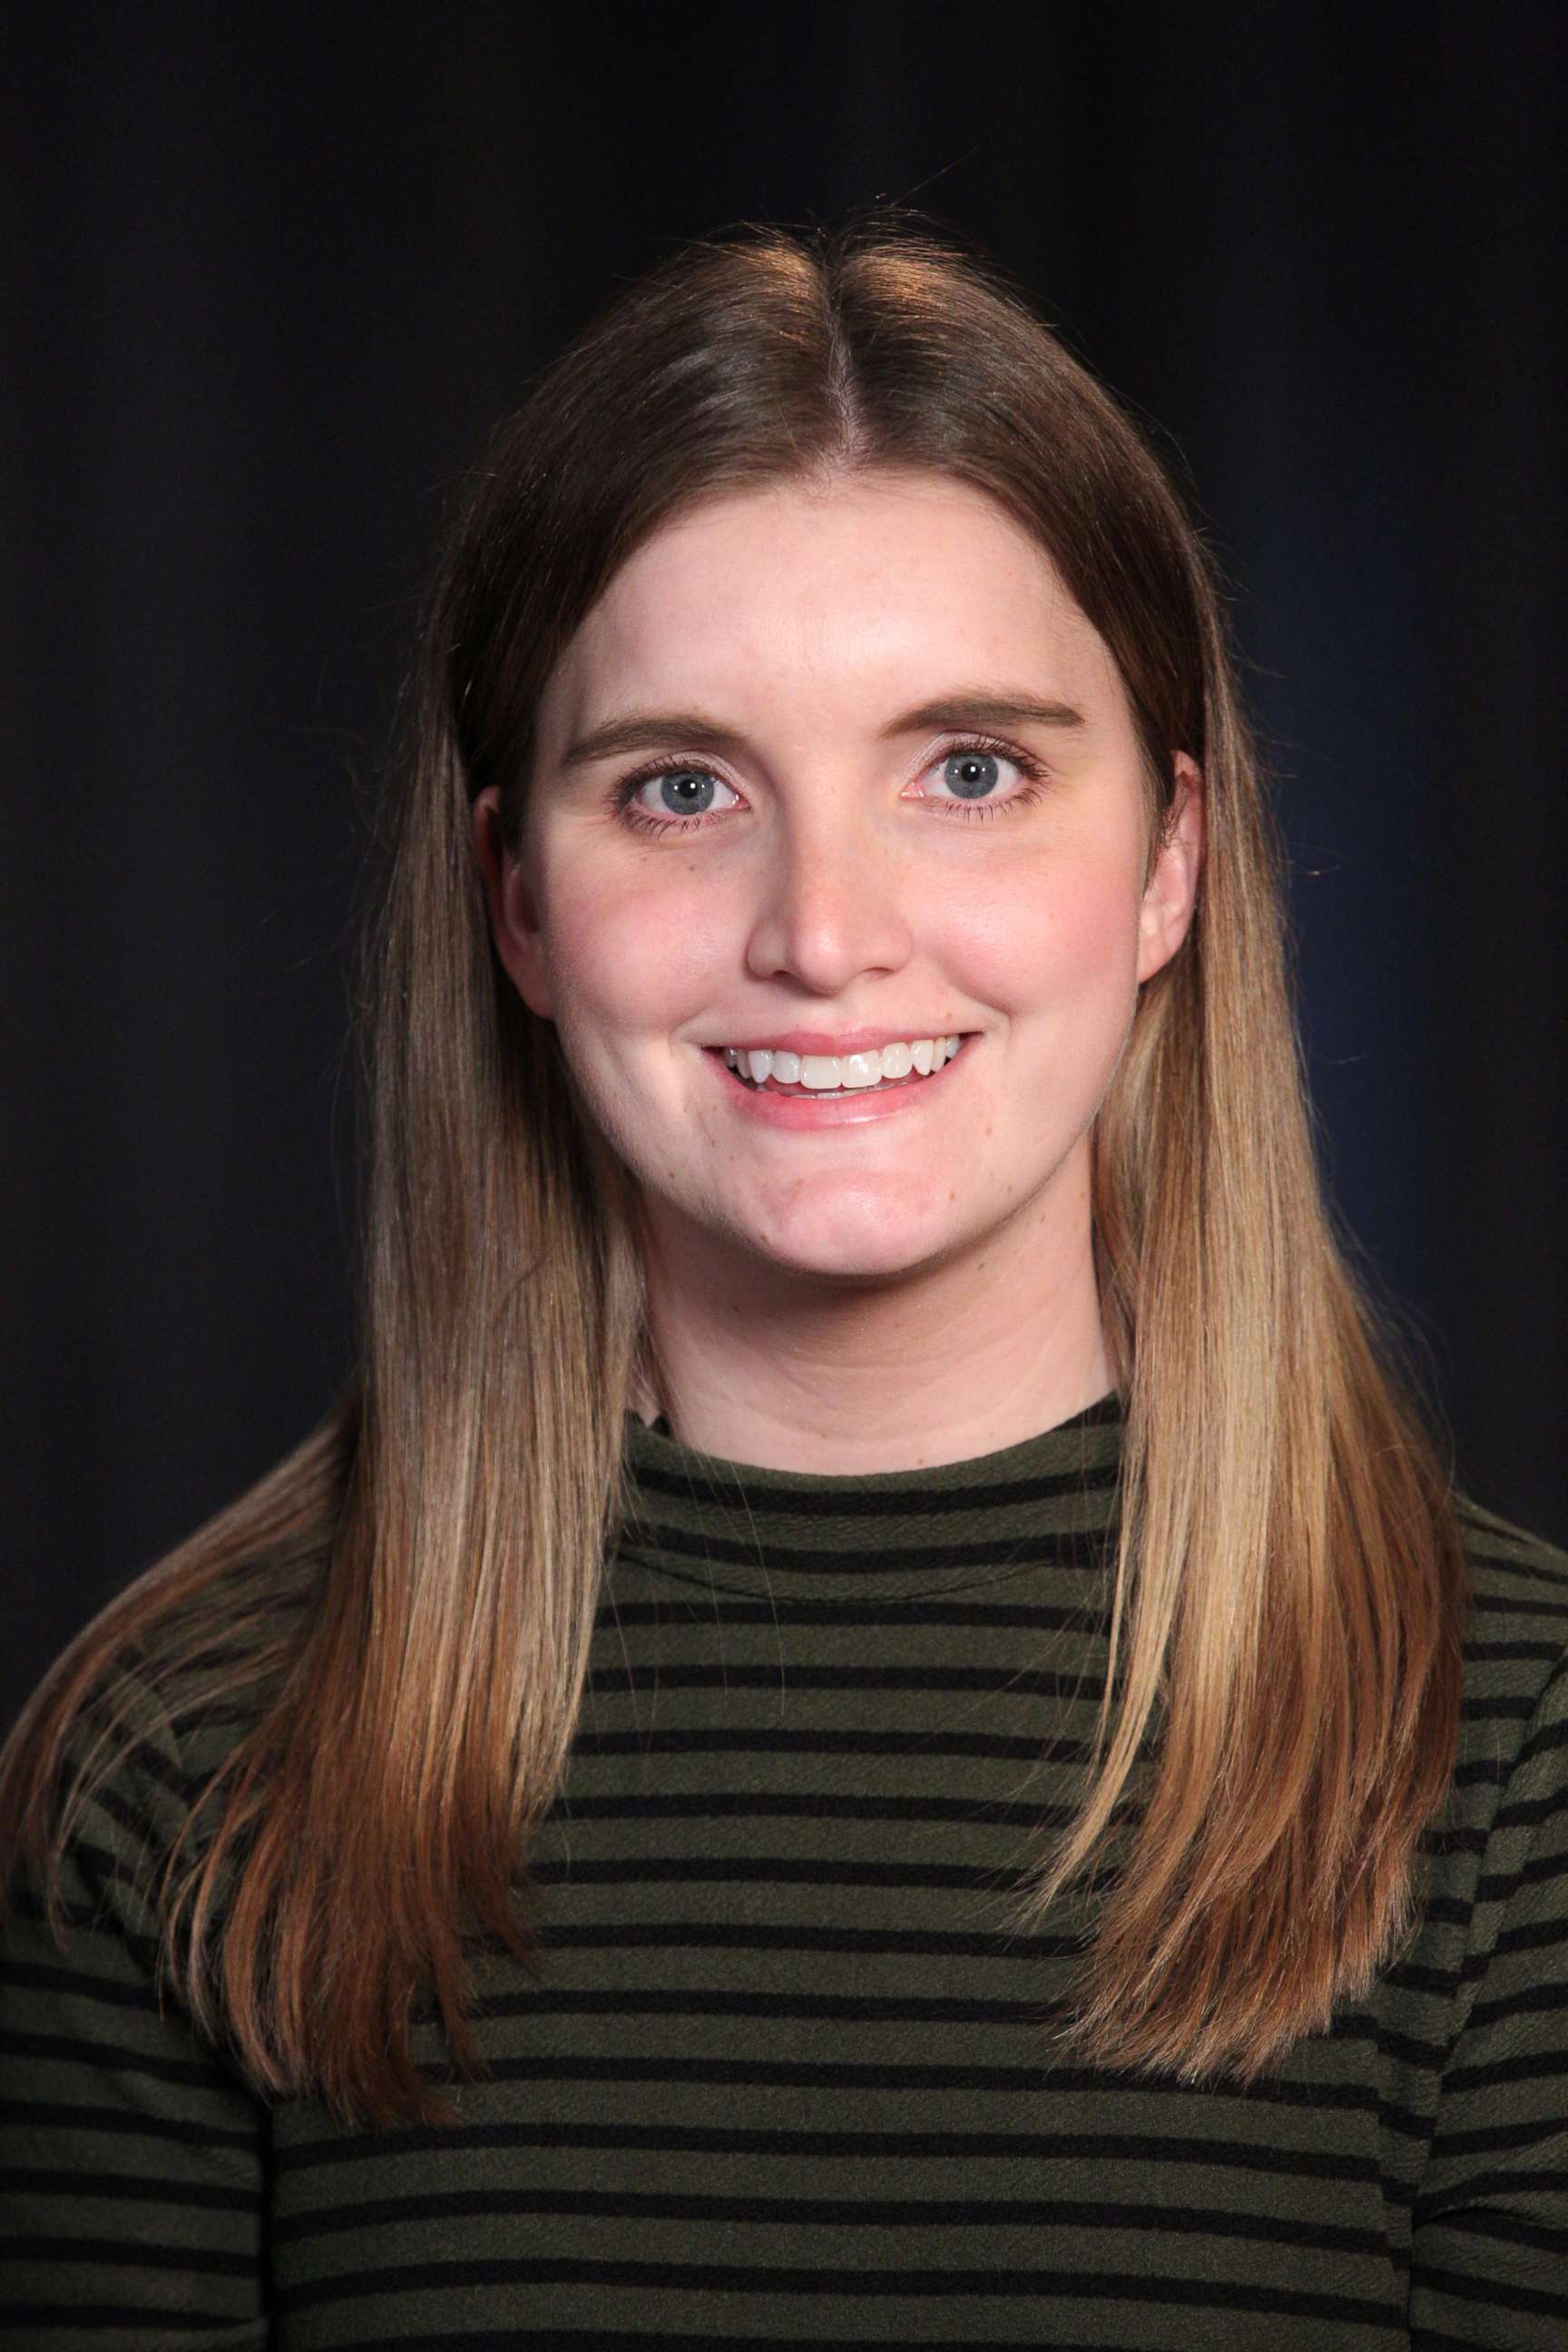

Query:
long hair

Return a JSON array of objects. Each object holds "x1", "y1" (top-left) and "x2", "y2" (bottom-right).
[{"x1": 0, "y1": 209, "x2": 1469, "y2": 2126}]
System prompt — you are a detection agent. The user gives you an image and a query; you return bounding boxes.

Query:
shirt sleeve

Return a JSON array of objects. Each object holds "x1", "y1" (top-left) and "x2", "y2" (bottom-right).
[
  {"x1": 0, "y1": 1671, "x2": 271, "y2": 2347},
  {"x1": 1409, "y1": 1654, "x2": 1568, "y2": 2347}
]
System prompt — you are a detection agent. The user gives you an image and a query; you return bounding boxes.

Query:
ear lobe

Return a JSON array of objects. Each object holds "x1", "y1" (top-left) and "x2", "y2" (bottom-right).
[
  {"x1": 1136, "y1": 752, "x2": 1204, "y2": 986},
  {"x1": 471, "y1": 785, "x2": 554, "y2": 1020}
]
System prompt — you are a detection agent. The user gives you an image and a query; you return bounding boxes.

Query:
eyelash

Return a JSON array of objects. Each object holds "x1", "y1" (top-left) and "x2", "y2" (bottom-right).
[{"x1": 610, "y1": 733, "x2": 1052, "y2": 838}]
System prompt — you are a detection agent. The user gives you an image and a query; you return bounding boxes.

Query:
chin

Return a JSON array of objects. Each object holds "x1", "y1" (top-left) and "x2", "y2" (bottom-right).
[{"x1": 737, "y1": 1209, "x2": 965, "y2": 1286}]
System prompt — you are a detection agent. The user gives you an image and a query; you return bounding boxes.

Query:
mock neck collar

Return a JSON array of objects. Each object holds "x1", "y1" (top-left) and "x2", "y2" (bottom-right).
[{"x1": 615, "y1": 1389, "x2": 1124, "y2": 1604}]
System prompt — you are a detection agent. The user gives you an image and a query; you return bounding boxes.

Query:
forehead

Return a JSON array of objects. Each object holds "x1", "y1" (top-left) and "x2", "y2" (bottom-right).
[{"x1": 537, "y1": 470, "x2": 1121, "y2": 740}]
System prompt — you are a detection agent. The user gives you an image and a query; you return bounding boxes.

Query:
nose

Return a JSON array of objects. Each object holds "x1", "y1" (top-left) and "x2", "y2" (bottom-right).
[{"x1": 742, "y1": 799, "x2": 915, "y2": 994}]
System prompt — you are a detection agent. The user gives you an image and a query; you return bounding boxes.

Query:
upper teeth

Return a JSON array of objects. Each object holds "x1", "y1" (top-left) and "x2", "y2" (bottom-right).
[{"x1": 721, "y1": 1036, "x2": 965, "y2": 1089}]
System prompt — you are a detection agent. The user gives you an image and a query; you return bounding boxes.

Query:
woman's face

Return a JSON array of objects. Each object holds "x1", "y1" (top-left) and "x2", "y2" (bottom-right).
[{"x1": 475, "y1": 469, "x2": 1201, "y2": 1297}]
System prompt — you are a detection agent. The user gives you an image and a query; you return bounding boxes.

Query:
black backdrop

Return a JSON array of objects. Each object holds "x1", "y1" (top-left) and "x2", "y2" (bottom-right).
[{"x1": 5, "y1": 3, "x2": 1565, "y2": 1738}]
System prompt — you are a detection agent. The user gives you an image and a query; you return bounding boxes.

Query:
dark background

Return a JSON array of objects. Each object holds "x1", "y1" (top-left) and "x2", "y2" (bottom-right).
[{"x1": 5, "y1": 3, "x2": 1564, "y2": 1738}]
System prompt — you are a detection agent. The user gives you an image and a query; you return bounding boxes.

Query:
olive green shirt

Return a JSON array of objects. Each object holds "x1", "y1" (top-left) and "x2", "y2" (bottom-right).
[{"x1": 4, "y1": 1392, "x2": 1566, "y2": 2345}]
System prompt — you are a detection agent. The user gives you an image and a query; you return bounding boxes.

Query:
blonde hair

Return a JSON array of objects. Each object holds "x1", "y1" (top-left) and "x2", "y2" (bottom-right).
[{"x1": 0, "y1": 209, "x2": 1468, "y2": 2125}]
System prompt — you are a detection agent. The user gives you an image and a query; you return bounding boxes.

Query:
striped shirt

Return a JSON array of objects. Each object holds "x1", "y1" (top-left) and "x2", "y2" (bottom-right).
[{"x1": 4, "y1": 1390, "x2": 1567, "y2": 2346}]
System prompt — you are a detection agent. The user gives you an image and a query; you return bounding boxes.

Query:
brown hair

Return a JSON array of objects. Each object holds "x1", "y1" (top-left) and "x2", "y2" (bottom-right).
[{"x1": 0, "y1": 208, "x2": 1468, "y2": 2124}]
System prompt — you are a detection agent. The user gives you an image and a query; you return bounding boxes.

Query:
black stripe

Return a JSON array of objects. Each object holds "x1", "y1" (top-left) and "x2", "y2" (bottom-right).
[
  {"x1": 1458, "y1": 1693, "x2": 1541, "y2": 1724},
  {"x1": 618, "y1": 1524, "x2": 1114, "y2": 1574},
  {"x1": 13, "y1": 2232, "x2": 257, "y2": 2278},
  {"x1": 0, "y1": 2096, "x2": 260, "y2": 2150},
  {"x1": 1414, "y1": 2164, "x2": 1565, "y2": 2218},
  {"x1": 1459, "y1": 1551, "x2": 1568, "y2": 1594},
  {"x1": 597, "y1": 1597, "x2": 1112, "y2": 1629},
  {"x1": 73, "y1": 1779, "x2": 163, "y2": 1863},
  {"x1": 0, "y1": 2308, "x2": 244, "y2": 2332},
  {"x1": 276, "y1": 2121, "x2": 1382, "y2": 2181},
  {"x1": 0, "y1": 1955, "x2": 171, "y2": 2013},
  {"x1": 1493, "y1": 1914, "x2": 1568, "y2": 1958},
  {"x1": 0, "y1": 2163, "x2": 262, "y2": 2212},
  {"x1": 1463, "y1": 1979, "x2": 1568, "y2": 2035},
  {"x1": 527, "y1": 1855, "x2": 1072, "y2": 1889},
  {"x1": 0, "y1": 2027, "x2": 222, "y2": 2088},
  {"x1": 1410, "y1": 2259, "x2": 1568, "y2": 2317},
  {"x1": 1383, "y1": 1957, "x2": 1465, "y2": 1999},
  {"x1": 1460, "y1": 1635, "x2": 1566, "y2": 1661},
  {"x1": 1443, "y1": 2045, "x2": 1568, "y2": 2095},
  {"x1": 570, "y1": 1728, "x2": 1116, "y2": 1761},
  {"x1": 1465, "y1": 1590, "x2": 1568, "y2": 1620},
  {"x1": 1520, "y1": 1702, "x2": 1568, "y2": 1764},
  {"x1": 543, "y1": 1791, "x2": 1080, "y2": 1826},
  {"x1": 1426, "y1": 2206, "x2": 1567, "y2": 2256},
  {"x1": 1, "y1": 1864, "x2": 166, "y2": 1973},
  {"x1": 585, "y1": 1663, "x2": 1112, "y2": 1694},
  {"x1": 1426, "y1": 2113, "x2": 1568, "y2": 2161},
  {"x1": 626, "y1": 1458, "x2": 1121, "y2": 1519},
  {"x1": 402, "y1": 2051, "x2": 1387, "y2": 2120},
  {"x1": 1473, "y1": 1857, "x2": 1568, "y2": 1901},
  {"x1": 273, "y1": 2185, "x2": 1389, "y2": 2251},
  {"x1": 1406, "y1": 2330, "x2": 1509, "y2": 2352},
  {"x1": 436, "y1": 1985, "x2": 1077, "y2": 2024},
  {"x1": 535, "y1": 1921, "x2": 1082, "y2": 1959},
  {"x1": 275, "y1": 2253, "x2": 1401, "y2": 2326},
  {"x1": 311, "y1": 2335, "x2": 1157, "y2": 2352},
  {"x1": 1419, "y1": 1816, "x2": 1485, "y2": 1853},
  {"x1": 308, "y1": 2335, "x2": 1159, "y2": 2352}
]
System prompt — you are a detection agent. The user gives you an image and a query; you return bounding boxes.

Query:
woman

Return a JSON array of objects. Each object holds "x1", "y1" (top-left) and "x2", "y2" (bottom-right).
[{"x1": 3, "y1": 211, "x2": 1564, "y2": 2347}]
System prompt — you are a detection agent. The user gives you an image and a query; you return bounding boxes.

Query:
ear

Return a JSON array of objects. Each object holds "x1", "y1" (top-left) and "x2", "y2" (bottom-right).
[
  {"x1": 471, "y1": 785, "x2": 554, "y2": 1021},
  {"x1": 1136, "y1": 751, "x2": 1204, "y2": 986}
]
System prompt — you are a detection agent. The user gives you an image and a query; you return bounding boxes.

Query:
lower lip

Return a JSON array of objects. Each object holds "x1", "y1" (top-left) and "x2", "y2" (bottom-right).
[{"x1": 701, "y1": 1042, "x2": 975, "y2": 1127}]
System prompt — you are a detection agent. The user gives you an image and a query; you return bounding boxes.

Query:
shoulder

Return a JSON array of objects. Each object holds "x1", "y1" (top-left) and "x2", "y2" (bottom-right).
[
  {"x1": 1447, "y1": 1485, "x2": 1568, "y2": 1831},
  {"x1": 1, "y1": 1642, "x2": 199, "y2": 1986},
  {"x1": 1404, "y1": 1494, "x2": 1568, "y2": 2111},
  {"x1": 1455, "y1": 1486, "x2": 1568, "y2": 1710},
  {"x1": 0, "y1": 1641, "x2": 275, "y2": 2249},
  {"x1": 1456, "y1": 1486, "x2": 1568, "y2": 1589},
  {"x1": 7, "y1": 1536, "x2": 323, "y2": 1940},
  {"x1": 15, "y1": 1400, "x2": 351, "y2": 1896}
]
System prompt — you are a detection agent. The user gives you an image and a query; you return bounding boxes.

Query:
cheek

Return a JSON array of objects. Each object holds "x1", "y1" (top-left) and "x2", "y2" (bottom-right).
[
  {"x1": 541, "y1": 852, "x2": 730, "y2": 1043},
  {"x1": 948, "y1": 845, "x2": 1143, "y2": 1016}
]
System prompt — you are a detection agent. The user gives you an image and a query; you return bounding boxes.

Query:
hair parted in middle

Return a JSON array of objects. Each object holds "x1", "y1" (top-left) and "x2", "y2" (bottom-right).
[{"x1": 0, "y1": 206, "x2": 1467, "y2": 2132}]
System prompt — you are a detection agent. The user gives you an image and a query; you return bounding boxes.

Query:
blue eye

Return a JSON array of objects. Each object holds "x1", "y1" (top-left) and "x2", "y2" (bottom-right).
[
  {"x1": 938, "y1": 749, "x2": 1007, "y2": 801},
  {"x1": 919, "y1": 737, "x2": 1051, "y2": 823},
  {"x1": 615, "y1": 765, "x2": 742, "y2": 830},
  {"x1": 653, "y1": 769, "x2": 720, "y2": 816}
]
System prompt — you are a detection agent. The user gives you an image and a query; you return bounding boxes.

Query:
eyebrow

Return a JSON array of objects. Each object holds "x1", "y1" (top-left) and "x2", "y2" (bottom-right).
[{"x1": 557, "y1": 690, "x2": 1090, "y2": 772}]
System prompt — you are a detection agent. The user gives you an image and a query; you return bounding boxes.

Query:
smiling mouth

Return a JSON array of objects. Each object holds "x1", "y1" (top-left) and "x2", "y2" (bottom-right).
[{"x1": 714, "y1": 1036, "x2": 973, "y2": 1098}]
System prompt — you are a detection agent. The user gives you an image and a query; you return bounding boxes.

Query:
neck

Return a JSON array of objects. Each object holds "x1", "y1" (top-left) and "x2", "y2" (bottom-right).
[{"x1": 632, "y1": 1147, "x2": 1114, "y2": 1475}]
